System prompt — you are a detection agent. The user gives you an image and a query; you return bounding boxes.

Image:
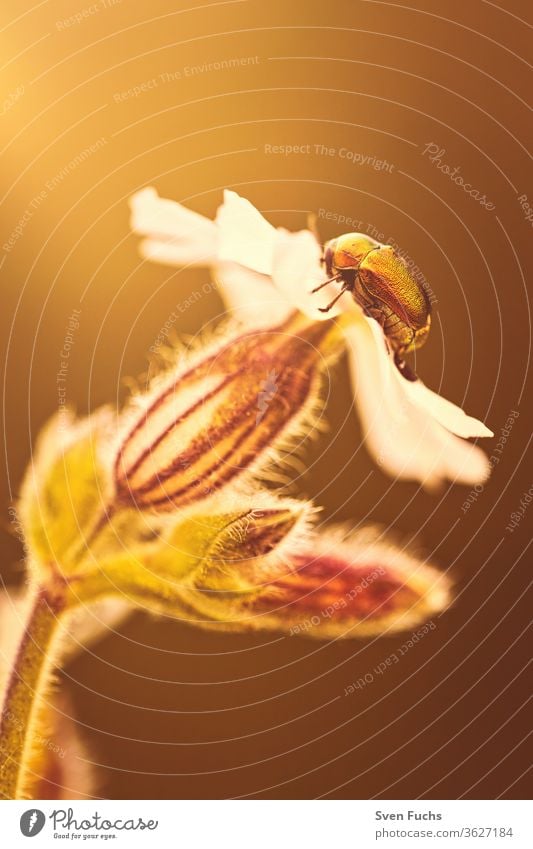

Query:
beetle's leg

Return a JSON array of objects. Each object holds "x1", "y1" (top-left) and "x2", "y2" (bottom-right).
[
  {"x1": 364, "y1": 305, "x2": 386, "y2": 324},
  {"x1": 310, "y1": 274, "x2": 342, "y2": 293},
  {"x1": 318, "y1": 284, "x2": 350, "y2": 312},
  {"x1": 394, "y1": 352, "x2": 418, "y2": 382},
  {"x1": 363, "y1": 308, "x2": 385, "y2": 336}
]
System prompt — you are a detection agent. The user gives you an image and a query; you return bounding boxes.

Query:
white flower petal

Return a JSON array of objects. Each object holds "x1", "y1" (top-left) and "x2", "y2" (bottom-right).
[
  {"x1": 215, "y1": 190, "x2": 279, "y2": 275},
  {"x1": 137, "y1": 237, "x2": 214, "y2": 267},
  {"x1": 130, "y1": 187, "x2": 218, "y2": 266},
  {"x1": 130, "y1": 189, "x2": 357, "y2": 323},
  {"x1": 344, "y1": 317, "x2": 491, "y2": 488},
  {"x1": 214, "y1": 261, "x2": 293, "y2": 326},
  {"x1": 402, "y1": 379, "x2": 494, "y2": 439},
  {"x1": 272, "y1": 229, "x2": 356, "y2": 321}
]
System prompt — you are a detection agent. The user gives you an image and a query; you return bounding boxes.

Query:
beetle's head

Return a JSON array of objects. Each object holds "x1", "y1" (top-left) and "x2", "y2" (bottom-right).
[{"x1": 323, "y1": 233, "x2": 383, "y2": 277}]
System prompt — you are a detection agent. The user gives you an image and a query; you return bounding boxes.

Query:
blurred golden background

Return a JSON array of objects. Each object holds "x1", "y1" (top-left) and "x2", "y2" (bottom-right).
[{"x1": 1, "y1": 0, "x2": 531, "y2": 799}]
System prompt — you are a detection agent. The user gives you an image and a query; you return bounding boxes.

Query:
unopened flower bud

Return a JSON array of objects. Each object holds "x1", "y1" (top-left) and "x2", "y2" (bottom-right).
[
  {"x1": 74, "y1": 499, "x2": 313, "y2": 619},
  {"x1": 174, "y1": 526, "x2": 451, "y2": 638},
  {"x1": 113, "y1": 313, "x2": 343, "y2": 512},
  {"x1": 185, "y1": 498, "x2": 311, "y2": 596}
]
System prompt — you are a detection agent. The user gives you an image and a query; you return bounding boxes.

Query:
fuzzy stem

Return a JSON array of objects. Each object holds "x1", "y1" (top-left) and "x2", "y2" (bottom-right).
[{"x1": 0, "y1": 585, "x2": 66, "y2": 799}]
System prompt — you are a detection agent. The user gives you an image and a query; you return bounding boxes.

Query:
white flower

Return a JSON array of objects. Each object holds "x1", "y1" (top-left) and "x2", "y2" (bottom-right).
[
  {"x1": 130, "y1": 188, "x2": 352, "y2": 322},
  {"x1": 130, "y1": 187, "x2": 493, "y2": 487},
  {"x1": 130, "y1": 187, "x2": 218, "y2": 266}
]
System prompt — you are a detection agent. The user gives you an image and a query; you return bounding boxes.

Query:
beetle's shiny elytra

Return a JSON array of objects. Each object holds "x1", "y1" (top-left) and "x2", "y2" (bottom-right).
[{"x1": 314, "y1": 233, "x2": 432, "y2": 379}]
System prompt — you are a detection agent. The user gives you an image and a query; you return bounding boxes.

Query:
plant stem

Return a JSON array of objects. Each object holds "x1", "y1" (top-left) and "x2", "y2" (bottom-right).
[{"x1": 0, "y1": 585, "x2": 66, "y2": 799}]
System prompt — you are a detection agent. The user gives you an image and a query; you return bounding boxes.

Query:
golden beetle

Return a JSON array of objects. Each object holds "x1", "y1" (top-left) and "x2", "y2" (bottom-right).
[{"x1": 313, "y1": 233, "x2": 432, "y2": 380}]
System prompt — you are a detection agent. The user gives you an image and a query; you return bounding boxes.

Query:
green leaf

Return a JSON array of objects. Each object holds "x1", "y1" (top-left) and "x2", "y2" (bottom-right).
[
  {"x1": 19, "y1": 412, "x2": 110, "y2": 574},
  {"x1": 67, "y1": 499, "x2": 308, "y2": 618}
]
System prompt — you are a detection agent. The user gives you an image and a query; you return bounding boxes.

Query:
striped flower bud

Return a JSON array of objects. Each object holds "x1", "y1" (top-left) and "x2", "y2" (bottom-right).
[{"x1": 113, "y1": 313, "x2": 343, "y2": 512}]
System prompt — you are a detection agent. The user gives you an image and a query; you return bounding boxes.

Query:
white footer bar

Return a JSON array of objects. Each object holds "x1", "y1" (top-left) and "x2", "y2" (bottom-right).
[{"x1": 1, "y1": 799, "x2": 531, "y2": 848}]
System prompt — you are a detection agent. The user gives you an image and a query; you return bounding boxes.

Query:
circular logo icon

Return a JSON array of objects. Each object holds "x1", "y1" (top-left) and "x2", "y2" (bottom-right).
[{"x1": 20, "y1": 809, "x2": 46, "y2": 837}]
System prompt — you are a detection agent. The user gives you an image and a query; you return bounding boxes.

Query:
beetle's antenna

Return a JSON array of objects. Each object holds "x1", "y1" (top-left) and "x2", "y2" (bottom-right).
[{"x1": 310, "y1": 274, "x2": 342, "y2": 293}]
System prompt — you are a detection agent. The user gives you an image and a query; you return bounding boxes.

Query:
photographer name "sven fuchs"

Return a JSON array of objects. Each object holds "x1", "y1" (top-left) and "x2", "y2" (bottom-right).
[{"x1": 375, "y1": 811, "x2": 443, "y2": 821}]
